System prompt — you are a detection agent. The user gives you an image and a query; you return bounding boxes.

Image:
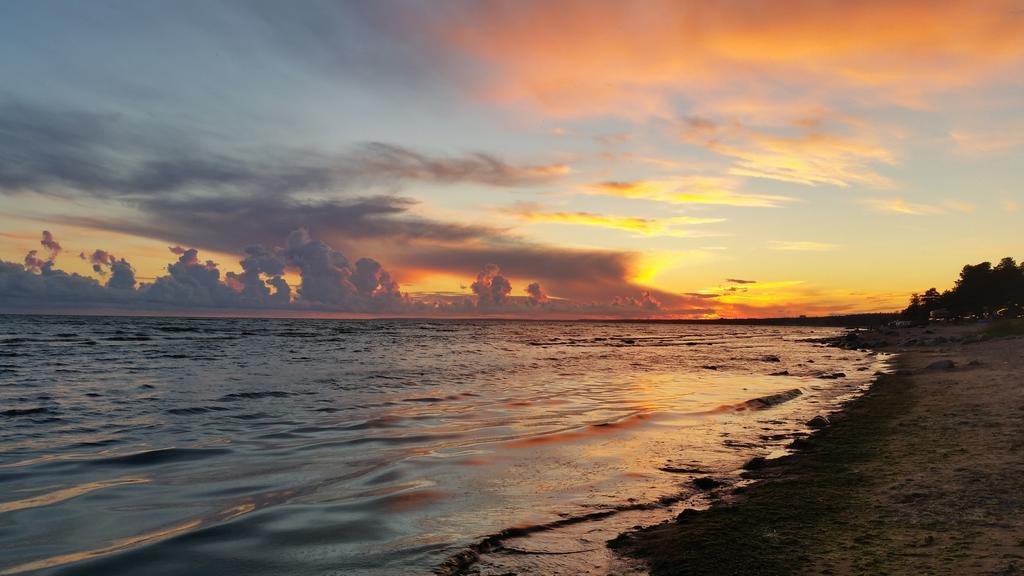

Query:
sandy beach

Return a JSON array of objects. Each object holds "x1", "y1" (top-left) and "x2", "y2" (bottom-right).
[{"x1": 612, "y1": 324, "x2": 1024, "y2": 575}]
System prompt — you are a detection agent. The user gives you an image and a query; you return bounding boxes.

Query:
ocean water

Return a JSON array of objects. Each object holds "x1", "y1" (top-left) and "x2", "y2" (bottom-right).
[{"x1": 0, "y1": 315, "x2": 886, "y2": 575}]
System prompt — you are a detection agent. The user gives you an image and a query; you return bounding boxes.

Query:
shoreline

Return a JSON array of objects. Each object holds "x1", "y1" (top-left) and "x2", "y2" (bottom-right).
[
  {"x1": 610, "y1": 324, "x2": 1024, "y2": 575},
  {"x1": 433, "y1": 326, "x2": 882, "y2": 575}
]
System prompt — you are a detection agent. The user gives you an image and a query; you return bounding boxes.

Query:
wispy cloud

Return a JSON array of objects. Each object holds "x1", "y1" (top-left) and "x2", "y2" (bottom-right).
[
  {"x1": 863, "y1": 197, "x2": 974, "y2": 215},
  {"x1": 0, "y1": 103, "x2": 570, "y2": 199},
  {"x1": 678, "y1": 115, "x2": 896, "y2": 188},
  {"x1": 949, "y1": 127, "x2": 1024, "y2": 156},
  {"x1": 505, "y1": 205, "x2": 725, "y2": 237},
  {"x1": 769, "y1": 241, "x2": 839, "y2": 252},
  {"x1": 583, "y1": 177, "x2": 792, "y2": 207}
]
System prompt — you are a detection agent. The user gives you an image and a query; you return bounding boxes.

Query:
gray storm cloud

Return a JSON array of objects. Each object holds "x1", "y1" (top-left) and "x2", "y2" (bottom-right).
[{"x1": 0, "y1": 103, "x2": 566, "y2": 200}]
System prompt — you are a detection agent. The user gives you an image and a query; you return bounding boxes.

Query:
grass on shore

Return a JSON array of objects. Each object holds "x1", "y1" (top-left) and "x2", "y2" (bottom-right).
[
  {"x1": 982, "y1": 318, "x2": 1024, "y2": 338},
  {"x1": 610, "y1": 373, "x2": 914, "y2": 575}
]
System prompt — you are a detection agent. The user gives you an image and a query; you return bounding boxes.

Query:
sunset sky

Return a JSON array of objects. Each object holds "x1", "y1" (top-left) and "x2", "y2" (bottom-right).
[{"x1": 2, "y1": 0, "x2": 1022, "y2": 317}]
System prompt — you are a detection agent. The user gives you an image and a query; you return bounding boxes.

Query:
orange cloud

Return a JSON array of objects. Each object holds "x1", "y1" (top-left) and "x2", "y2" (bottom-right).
[
  {"x1": 439, "y1": 1, "x2": 1024, "y2": 117},
  {"x1": 507, "y1": 207, "x2": 725, "y2": 237},
  {"x1": 583, "y1": 177, "x2": 792, "y2": 207}
]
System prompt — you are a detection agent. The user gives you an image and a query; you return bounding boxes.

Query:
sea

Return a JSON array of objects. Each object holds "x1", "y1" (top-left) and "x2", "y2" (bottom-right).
[{"x1": 0, "y1": 315, "x2": 888, "y2": 575}]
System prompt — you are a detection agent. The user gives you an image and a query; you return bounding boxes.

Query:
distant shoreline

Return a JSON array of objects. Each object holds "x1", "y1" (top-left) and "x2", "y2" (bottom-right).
[
  {"x1": 0, "y1": 310, "x2": 899, "y2": 328},
  {"x1": 610, "y1": 324, "x2": 1024, "y2": 575}
]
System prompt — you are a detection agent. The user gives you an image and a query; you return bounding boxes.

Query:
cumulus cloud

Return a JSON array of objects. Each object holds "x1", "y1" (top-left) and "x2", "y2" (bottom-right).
[
  {"x1": 401, "y1": 243, "x2": 634, "y2": 301},
  {"x1": 470, "y1": 264, "x2": 512, "y2": 307},
  {"x1": 0, "y1": 229, "x2": 405, "y2": 312},
  {"x1": 22, "y1": 251, "x2": 50, "y2": 275},
  {"x1": 84, "y1": 248, "x2": 137, "y2": 290},
  {"x1": 22, "y1": 230, "x2": 63, "y2": 274},
  {"x1": 142, "y1": 248, "x2": 237, "y2": 307},
  {"x1": 107, "y1": 258, "x2": 137, "y2": 291},
  {"x1": 225, "y1": 245, "x2": 290, "y2": 305},
  {"x1": 40, "y1": 230, "x2": 61, "y2": 259},
  {"x1": 612, "y1": 291, "x2": 662, "y2": 311},
  {"x1": 87, "y1": 249, "x2": 115, "y2": 274},
  {"x1": 1, "y1": 230, "x2": 733, "y2": 317},
  {"x1": 525, "y1": 282, "x2": 548, "y2": 306}
]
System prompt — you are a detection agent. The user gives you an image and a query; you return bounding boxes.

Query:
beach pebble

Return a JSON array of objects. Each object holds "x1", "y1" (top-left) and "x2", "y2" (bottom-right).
[
  {"x1": 806, "y1": 415, "x2": 831, "y2": 428},
  {"x1": 926, "y1": 360, "x2": 956, "y2": 370},
  {"x1": 817, "y1": 372, "x2": 846, "y2": 379},
  {"x1": 675, "y1": 508, "x2": 700, "y2": 523},
  {"x1": 742, "y1": 456, "x2": 768, "y2": 470},
  {"x1": 692, "y1": 477, "x2": 723, "y2": 490}
]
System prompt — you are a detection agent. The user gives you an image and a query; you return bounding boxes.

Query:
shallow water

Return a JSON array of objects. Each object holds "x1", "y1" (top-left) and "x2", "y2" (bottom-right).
[{"x1": 0, "y1": 316, "x2": 884, "y2": 575}]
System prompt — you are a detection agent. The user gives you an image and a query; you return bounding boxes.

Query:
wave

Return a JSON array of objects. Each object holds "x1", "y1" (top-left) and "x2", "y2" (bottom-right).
[
  {"x1": 217, "y1": 391, "x2": 299, "y2": 401},
  {"x1": 92, "y1": 447, "x2": 233, "y2": 467}
]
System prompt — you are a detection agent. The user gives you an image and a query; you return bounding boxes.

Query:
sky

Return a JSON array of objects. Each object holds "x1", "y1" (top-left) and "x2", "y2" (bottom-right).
[{"x1": 1, "y1": 0, "x2": 1022, "y2": 318}]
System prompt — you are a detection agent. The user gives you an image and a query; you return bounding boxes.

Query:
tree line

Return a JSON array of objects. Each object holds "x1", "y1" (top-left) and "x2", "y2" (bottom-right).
[{"x1": 902, "y1": 257, "x2": 1024, "y2": 322}]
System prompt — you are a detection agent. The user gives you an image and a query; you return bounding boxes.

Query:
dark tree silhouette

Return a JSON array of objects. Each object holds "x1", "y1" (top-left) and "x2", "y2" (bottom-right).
[{"x1": 902, "y1": 257, "x2": 1024, "y2": 322}]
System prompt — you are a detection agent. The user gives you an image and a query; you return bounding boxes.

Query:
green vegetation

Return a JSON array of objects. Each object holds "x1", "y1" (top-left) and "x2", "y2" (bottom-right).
[{"x1": 902, "y1": 257, "x2": 1024, "y2": 322}]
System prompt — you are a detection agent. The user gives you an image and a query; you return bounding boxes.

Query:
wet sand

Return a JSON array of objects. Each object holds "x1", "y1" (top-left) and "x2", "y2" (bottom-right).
[{"x1": 612, "y1": 324, "x2": 1024, "y2": 575}]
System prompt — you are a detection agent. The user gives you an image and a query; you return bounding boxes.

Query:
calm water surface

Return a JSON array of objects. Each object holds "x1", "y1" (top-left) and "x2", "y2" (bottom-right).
[{"x1": 0, "y1": 316, "x2": 885, "y2": 575}]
